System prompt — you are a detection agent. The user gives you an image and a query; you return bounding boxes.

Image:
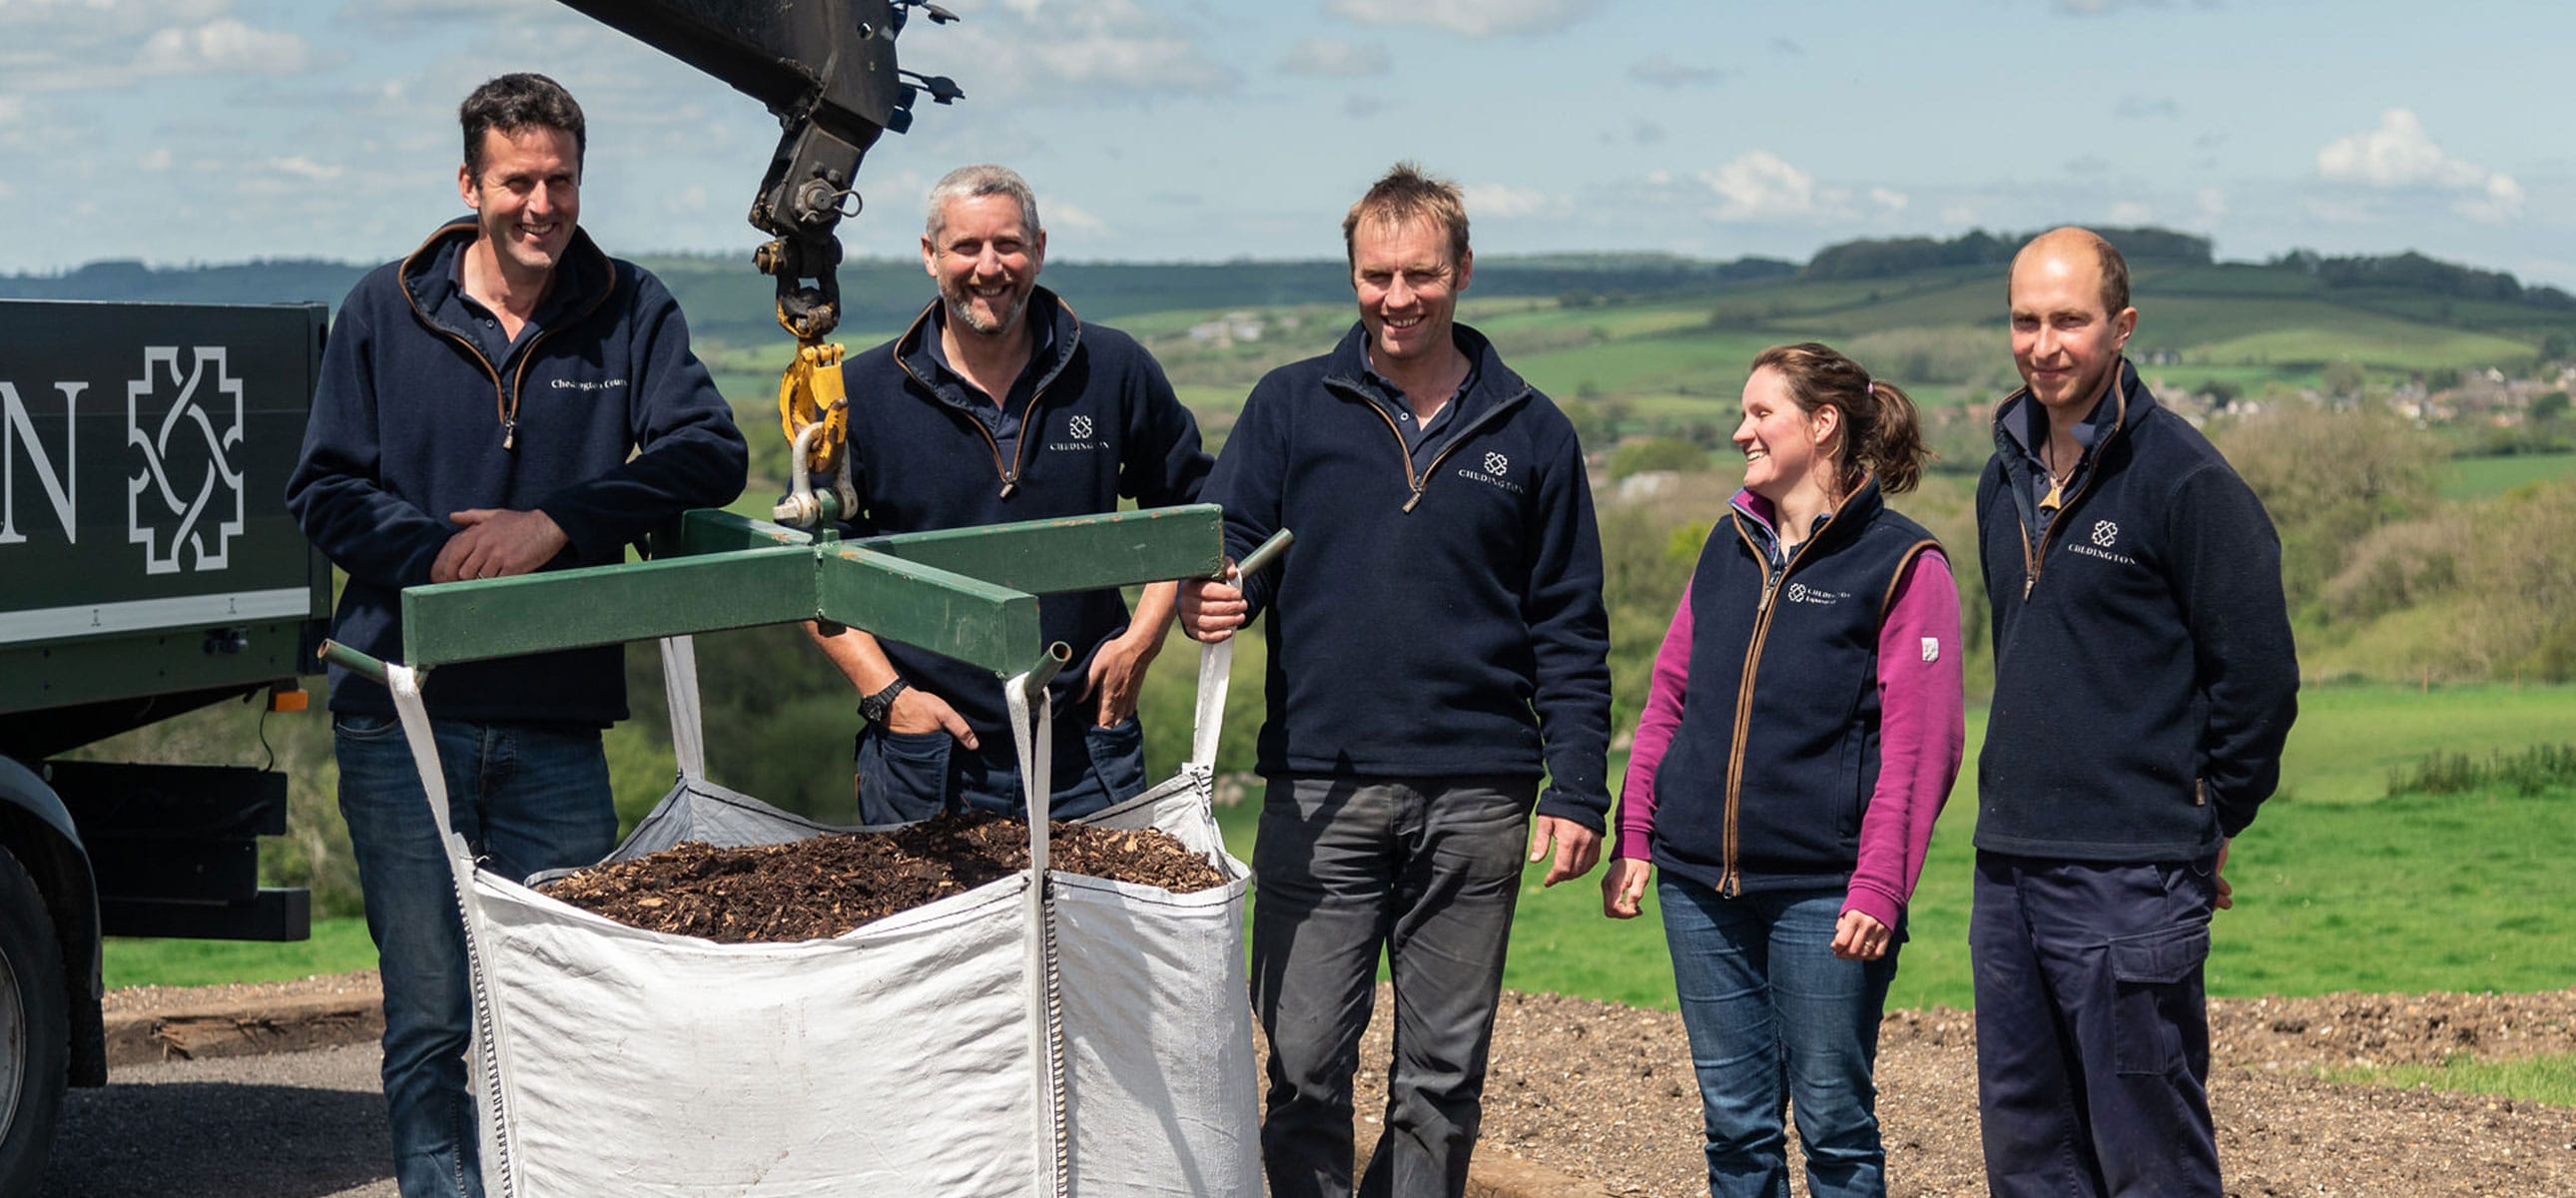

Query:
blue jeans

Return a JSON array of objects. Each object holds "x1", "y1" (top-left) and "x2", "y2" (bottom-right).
[
  {"x1": 1657, "y1": 880, "x2": 1899, "y2": 1198},
  {"x1": 334, "y1": 714, "x2": 619, "y2": 1198},
  {"x1": 853, "y1": 714, "x2": 1146, "y2": 825},
  {"x1": 1971, "y1": 852, "x2": 2220, "y2": 1198},
  {"x1": 1249, "y1": 774, "x2": 1539, "y2": 1198}
]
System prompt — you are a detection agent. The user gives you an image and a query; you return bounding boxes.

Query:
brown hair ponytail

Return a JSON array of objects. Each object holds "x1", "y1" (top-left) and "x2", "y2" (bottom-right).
[{"x1": 1748, "y1": 341, "x2": 1934, "y2": 496}]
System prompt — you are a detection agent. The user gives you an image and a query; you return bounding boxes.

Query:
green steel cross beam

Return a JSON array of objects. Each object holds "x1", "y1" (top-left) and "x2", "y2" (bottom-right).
[{"x1": 396, "y1": 504, "x2": 1225, "y2": 677}]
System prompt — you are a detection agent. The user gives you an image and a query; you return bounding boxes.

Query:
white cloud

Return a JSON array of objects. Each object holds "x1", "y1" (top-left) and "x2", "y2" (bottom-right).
[
  {"x1": 1940, "y1": 204, "x2": 1980, "y2": 226},
  {"x1": 1279, "y1": 37, "x2": 1387, "y2": 77},
  {"x1": 0, "y1": 95, "x2": 22, "y2": 126},
  {"x1": 662, "y1": 184, "x2": 707, "y2": 217},
  {"x1": 1627, "y1": 55, "x2": 1725, "y2": 88},
  {"x1": 2455, "y1": 174, "x2": 2526, "y2": 225},
  {"x1": 0, "y1": 0, "x2": 231, "y2": 30},
  {"x1": 2316, "y1": 109, "x2": 2523, "y2": 223},
  {"x1": 1696, "y1": 151, "x2": 1898, "y2": 224},
  {"x1": 1700, "y1": 152, "x2": 1820, "y2": 221},
  {"x1": 0, "y1": 0, "x2": 232, "y2": 90},
  {"x1": 139, "y1": 146, "x2": 172, "y2": 172},
  {"x1": 2108, "y1": 201, "x2": 2155, "y2": 224},
  {"x1": 1044, "y1": 199, "x2": 1109, "y2": 237},
  {"x1": 1465, "y1": 184, "x2": 1573, "y2": 221},
  {"x1": 2196, "y1": 187, "x2": 2227, "y2": 223},
  {"x1": 1026, "y1": 33, "x2": 1232, "y2": 92},
  {"x1": 270, "y1": 155, "x2": 342, "y2": 182},
  {"x1": 1326, "y1": 0, "x2": 1600, "y2": 38},
  {"x1": 933, "y1": 5, "x2": 1236, "y2": 100},
  {"x1": 134, "y1": 17, "x2": 308, "y2": 77}
]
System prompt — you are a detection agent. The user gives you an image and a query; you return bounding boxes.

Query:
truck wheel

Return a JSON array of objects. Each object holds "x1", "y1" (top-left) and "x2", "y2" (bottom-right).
[{"x1": 0, "y1": 848, "x2": 67, "y2": 1194}]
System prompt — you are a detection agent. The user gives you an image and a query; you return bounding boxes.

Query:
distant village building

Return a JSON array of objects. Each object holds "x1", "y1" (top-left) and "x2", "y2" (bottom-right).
[
  {"x1": 1613, "y1": 470, "x2": 1679, "y2": 504},
  {"x1": 1186, "y1": 311, "x2": 1266, "y2": 346}
]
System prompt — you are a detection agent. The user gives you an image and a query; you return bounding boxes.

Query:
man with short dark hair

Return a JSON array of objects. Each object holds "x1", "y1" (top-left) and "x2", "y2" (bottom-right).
[
  {"x1": 810, "y1": 164, "x2": 1209, "y2": 822},
  {"x1": 1181, "y1": 162, "x2": 1610, "y2": 1198},
  {"x1": 287, "y1": 73, "x2": 746, "y2": 1198},
  {"x1": 1969, "y1": 227, "x2": 2298, "y2": 1197}
]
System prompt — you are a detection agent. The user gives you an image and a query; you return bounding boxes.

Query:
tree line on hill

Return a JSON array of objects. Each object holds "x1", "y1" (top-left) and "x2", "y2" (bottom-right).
[
  {"x1": 2268, "y1": 249, "x2": 2576, "y2": 309},
  {"x1": 17, "y1": 229, "x2": 2570, "y2": 337},
  {"x1": 1804, "y1": 227, "x2": 2215, "y2": 281}
]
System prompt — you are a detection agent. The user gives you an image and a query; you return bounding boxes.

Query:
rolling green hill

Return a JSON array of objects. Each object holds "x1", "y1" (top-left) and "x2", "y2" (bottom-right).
[{"x1": 9, "y1": 231, "x2": 2568, "y2": 462}]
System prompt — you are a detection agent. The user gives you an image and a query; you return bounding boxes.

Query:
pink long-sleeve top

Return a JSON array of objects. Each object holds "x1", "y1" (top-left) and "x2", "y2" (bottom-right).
[{"x1": 1615, "y1": 532, "x2": 1966, "y2": 930}]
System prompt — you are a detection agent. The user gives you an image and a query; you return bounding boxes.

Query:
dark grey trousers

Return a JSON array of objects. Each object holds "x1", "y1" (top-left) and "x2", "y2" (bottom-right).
[{"x1": 1249, "y1": 773, "x2": 1540, "y2": 1198}]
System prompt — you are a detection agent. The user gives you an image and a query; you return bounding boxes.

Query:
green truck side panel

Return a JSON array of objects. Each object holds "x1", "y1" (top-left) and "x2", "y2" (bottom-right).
[
  {"x1": 0, "y1": 620, "x2": 312, "y2": 716},
  {"x1": 0, "y1": 300, "x2": 331, "y2": 717}
]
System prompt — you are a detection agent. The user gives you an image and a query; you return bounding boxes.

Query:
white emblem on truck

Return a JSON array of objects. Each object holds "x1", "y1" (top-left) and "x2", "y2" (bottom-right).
[{"x1": 127, "y1": 346, "x2": 245, "y2": 573}]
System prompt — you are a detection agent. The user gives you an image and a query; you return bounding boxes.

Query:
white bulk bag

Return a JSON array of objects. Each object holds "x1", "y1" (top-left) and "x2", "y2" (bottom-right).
[{"x1": 382, "y1": 636, "x2": 1258, "y2": 1198}]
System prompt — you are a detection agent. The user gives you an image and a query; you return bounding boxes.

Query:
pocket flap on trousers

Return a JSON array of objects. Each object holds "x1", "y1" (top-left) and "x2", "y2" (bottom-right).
[{"x1": 2109, "y1": 922, "x2": 2210, "y2": 985}]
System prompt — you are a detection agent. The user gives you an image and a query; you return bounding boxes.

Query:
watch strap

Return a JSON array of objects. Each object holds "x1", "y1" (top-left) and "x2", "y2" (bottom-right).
[{"x1": 859, "y1": 677, "x2": 910, "y2": 724}]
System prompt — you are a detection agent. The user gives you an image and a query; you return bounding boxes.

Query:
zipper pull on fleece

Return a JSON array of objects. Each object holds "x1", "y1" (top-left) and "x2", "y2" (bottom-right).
[
  {"x1": 1402, "y1": 487, "x2": 1424, "y2": 513},
  {"x1": 2023, "y1": 573, "x2": 2035, "y2": 599},
  {"x1": 501, "y1": 418, "x2": 516, "y2": 451},
  {"x1": 998, "y1": 479, "x2": 1016, "y2": 500}
]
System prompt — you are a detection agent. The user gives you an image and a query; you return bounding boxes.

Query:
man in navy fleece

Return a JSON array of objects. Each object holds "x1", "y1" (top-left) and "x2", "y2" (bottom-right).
[
  {"x1": 1969, "y1": 228, "x2": 2297, "y2": 1197},
  {"x1": 809, "y1": 164, "x2": 1210, "y2": 824},
  {"x1": 1180, "y1": 163, "x2": 1610, "y2": 1198},
  {"x1": 286, "y1": 74, "x2": 746, "y2": 1198}
]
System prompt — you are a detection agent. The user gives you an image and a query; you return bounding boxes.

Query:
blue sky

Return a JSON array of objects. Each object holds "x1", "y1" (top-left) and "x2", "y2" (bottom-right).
[{"x1": 4, "y1": 0, "x2": 2572, "y2": 287}]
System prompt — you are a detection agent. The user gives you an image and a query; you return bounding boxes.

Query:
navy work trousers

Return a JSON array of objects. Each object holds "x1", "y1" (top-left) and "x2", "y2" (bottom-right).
[
  {"x1": 852, "y1": 713, "x2": 1146, "y2": 825},
  {"x1": 1970, "y1": 851, "x2": 2222, "y2": 1198}
]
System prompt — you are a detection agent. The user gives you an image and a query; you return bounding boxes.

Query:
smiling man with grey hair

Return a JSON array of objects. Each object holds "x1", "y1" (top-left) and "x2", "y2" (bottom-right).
[{"x1": 808, "y1": 164, "x2": 1211, "y2": 823}]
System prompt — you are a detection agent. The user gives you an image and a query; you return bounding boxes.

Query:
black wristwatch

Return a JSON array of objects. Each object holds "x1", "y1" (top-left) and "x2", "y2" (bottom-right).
[{"x1": 858, "y1": 678, "x2": 910, "y2": 725}]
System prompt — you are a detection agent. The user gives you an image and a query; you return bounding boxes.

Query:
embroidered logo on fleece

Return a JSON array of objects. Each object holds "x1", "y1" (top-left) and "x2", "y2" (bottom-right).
[
  {"x1": 1456, "y1": 448, "x2": 1524, "y2": 494},
  {"x1": 2067, "y1": 516, "x2": 2141, "y2": 567},
  {"x1": 1048, "y1": 411, "x2": 1109, "y2": 453},
  {"x1": 1784, "y1": 582, "x2": 1850, "y2": 606}
]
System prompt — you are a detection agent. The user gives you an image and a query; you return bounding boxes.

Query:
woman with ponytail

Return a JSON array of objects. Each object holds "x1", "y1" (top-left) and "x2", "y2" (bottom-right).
[{"x1": 1603, "y1": 342, "x2": 1963, "y2": 1197}]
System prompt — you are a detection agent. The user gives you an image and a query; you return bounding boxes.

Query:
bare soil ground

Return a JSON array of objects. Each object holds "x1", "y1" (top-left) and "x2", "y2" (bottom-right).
[
  {"x1": 1409, "y1": 987, "x2": 2576, "y2": 1197},
  {"x1": 111, "y1": 954, "x2": 2576, "y2": 1194},
  {"x1": 539, "y1": 814, "x2": 1224, "y2": 941}
]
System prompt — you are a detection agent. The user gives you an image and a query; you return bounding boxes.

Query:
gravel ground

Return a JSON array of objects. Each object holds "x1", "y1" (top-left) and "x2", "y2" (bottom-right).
[{"x1": 107, "y1": 975, "x2": 2576, "y2": 1196}]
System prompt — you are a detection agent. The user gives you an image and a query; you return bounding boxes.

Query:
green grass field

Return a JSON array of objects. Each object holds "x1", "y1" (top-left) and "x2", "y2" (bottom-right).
[
  {"x1": 1202, "y1": 685, "x2": 2576, "y2": 1014},
  {"x1": 2443, "y1": 451, "x2": 2576, "y2": 500},
  {"x1": 104, "y1": 916, "x2": 377, "y2": 990},
  {"x1": 2329, "y1": 1054, "x2": 2576, "y2": 1106}
]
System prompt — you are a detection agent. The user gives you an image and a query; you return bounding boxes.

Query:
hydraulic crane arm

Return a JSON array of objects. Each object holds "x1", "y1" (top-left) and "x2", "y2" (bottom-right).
[
  {"x1": 554, "y1": 0, "x2": 958, "y2": 340},
  {"x1": 556, "y1": 0, "x2": 962, "y2": 525}
]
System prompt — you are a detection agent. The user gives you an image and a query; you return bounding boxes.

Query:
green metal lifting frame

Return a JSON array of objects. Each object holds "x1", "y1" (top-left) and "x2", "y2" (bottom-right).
[{"x1": 324, "y1": 503, "x2": 1258, "y2": 685}]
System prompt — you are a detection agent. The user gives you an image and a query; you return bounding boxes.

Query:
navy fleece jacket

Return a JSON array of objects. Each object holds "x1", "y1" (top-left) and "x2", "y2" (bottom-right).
[
  {"x1": 1974, "y1": 359, "x2": 2298, "y2": 861},
  {"x1": 1207, "y1": 322, "x2": 1612, "y2": 830},
  {"x1": 838, "y1": 289, "x2": 1211, "y2": 756},
  {"x1": 287, "y1": 218, "x2": 748, "y2": 723}
]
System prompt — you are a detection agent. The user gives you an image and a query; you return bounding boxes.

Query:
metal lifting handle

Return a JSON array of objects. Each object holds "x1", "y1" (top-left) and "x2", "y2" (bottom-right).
[
  {"x1": 1233, "y1": 528, "x2": 1294, "y2": 581},
  {"x1": 319, "y1": 639, "x2": 392, "y2": 685}
]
